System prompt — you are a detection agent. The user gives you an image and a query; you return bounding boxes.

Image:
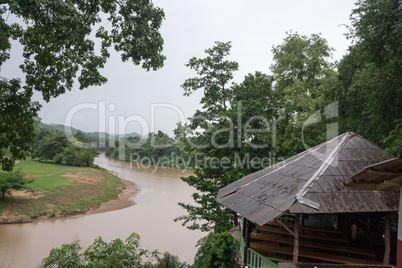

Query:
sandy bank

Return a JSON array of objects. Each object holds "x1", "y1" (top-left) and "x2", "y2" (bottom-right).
[{"x1": 0, "y1": 177, "x2": 139, "y2": 224}]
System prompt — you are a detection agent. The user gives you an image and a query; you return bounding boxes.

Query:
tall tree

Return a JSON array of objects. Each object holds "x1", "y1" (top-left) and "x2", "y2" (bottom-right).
[
  {"x1": 175, "y1": 42, "x2": 279, "y2": 232},
  {"x1": 0, "y1": 0, "x2": 166, "y2": 170},
  {"x1": 270, "y1": 32, "x2": 336, "y2": 157},
  {"x1": 331, "y1": 0, "x2": 401, "y2": 148},
  {"x1": 181, "y1": 41, "x2": 238, "y2": 126},
  {"x1": 175, "y1": 42, "x2": 240, "y2": 232}
]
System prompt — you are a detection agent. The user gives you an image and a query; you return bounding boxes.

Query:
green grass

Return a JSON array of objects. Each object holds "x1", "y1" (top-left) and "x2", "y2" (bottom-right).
[
  {"x1": 17, "y1": 157, "x2": 74, "y2": 175},
  {"x1": 28, "y1": 175, "x2": 74, "y2": 189},
  {"x1": 0, "y1": 200, "x2": 12, "y2": 214},
  {"x1": 0, "y1": 157, "x2": 124, "y2": 222}
]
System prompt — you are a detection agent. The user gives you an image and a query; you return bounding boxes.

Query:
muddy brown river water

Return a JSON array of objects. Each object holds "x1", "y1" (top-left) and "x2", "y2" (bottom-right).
[{"x1": 0, "y1": 154, "x2": 204, "y2": 267}]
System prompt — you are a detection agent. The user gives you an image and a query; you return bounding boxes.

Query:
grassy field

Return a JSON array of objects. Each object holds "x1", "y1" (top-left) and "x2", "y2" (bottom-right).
[{"x1": 0, "y1": 157, "x2": 123, "y2": 223}]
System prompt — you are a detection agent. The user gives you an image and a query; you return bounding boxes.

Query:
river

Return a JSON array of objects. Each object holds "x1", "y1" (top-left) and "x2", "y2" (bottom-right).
[{"x1": 0, "y1": 154, "x2": 204, "y2": 267}]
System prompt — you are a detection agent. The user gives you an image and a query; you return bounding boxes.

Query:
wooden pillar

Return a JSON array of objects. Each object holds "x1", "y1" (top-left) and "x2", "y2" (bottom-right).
[
  {"x1": 397, "y1": 188, "x2": 402, "y2": 268},
  {"x1": 384, "y1": 214, "x2": 390, "y2": 265},
  {"x1": 243, "y1": 218, "x2": 249, "y2": 266},
  {"x1": 293, "y1": 214, "x2": 300, "y2": 264},
  {"x1": 242, "y1": 217, "x2": 247, "y2": 240}
]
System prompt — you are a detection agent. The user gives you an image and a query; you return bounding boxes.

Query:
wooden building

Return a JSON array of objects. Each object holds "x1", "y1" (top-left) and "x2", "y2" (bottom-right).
[
  {"x1": 346, "y1": 155, "x2": 402, "y2": 268},
  {"x1": 217, "y1": 132, "x2": 399, "y2": 267}
]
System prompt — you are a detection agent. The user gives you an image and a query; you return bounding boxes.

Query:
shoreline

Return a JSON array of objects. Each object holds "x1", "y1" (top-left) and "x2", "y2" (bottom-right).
[{"x1": 0, "y1": 177, "x2": 139, "y2": 225}]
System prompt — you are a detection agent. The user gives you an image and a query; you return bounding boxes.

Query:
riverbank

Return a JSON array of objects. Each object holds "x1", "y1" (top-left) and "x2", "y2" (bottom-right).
[{"x1": 0, "y1": 157, "x2": 138, "y2": 224}]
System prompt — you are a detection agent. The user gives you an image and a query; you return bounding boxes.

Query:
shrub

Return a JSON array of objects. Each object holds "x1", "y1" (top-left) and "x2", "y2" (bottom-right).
[{"x1": 192, "y1": 231, "x2": 239, "y2": 268}]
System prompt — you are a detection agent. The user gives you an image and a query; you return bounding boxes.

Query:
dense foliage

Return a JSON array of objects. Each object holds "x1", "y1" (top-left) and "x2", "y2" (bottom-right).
[
  {"x1": 105, "y1": 130, "x2": 193, "y2": 169},
  {"x1": 40, "y1": 232, "x2": 189, "y2": 268},
  {"x1": 31, "y1": 128, "x2": 98, "y2": 167},
  {"x1": 175, "y1": 0, "x2": 401, "y2": 233},
  {"x1": 332, "y1": 0, "x2": 402, "y2": 148},
  {"x1": 0, "y1": 169, "x2": 32, "y2": 199},
  {"x1": 192, "y1": 232, "x2": 239, "y2": 268},
  {"x1": 0, "y1": 0, "x2": 166, "y2": 171},
  {"x1": 175, "y1": 34, "x2": 336, "y2": 232}
]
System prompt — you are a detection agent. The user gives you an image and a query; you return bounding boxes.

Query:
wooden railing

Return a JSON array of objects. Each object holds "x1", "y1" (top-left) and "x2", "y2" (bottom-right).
[{"x1": 240, "y1": 233, "x2": 277, "y2": 268}]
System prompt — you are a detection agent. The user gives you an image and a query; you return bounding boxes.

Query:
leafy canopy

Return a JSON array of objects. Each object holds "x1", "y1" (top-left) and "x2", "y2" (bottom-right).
[
  {"x1": 330, "y1": 0, "x2": 402, "y2": 147},
  {"x1": 0, "y1": 169, "x2": 32, "y2": 199},
  {"x1": 175, "y1": 35, "x2": 336, "y2": 232},
  {"x1": 40, "y1": 232, "x2": 189, "y2": 268},
  {"x1": 0, "y1": 0, "x2": 166, "y2": 171},
  {"x1": 192, "y1": 232, "x2": 238, "y2": 268}
]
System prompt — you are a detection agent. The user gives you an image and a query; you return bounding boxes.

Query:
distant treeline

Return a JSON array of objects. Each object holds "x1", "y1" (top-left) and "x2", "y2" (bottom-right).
[
  {"x1": 105, "y1": 130, "x2": 194, "y2": 169},
  {"x1": 30, "y1": 128, "x2": 99, "y2": 167},
  {"x1": 31, "y1": 125, "x2": 191, "y2": 169}
]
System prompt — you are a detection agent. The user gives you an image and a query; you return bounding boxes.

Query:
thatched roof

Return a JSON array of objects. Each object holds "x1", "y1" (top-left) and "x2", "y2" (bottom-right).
[{"x1": 217, "y1": 132, "x2": 399, "y2": 226}]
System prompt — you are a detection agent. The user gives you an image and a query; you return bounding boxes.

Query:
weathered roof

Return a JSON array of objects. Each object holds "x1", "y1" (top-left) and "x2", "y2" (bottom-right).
[
  {"x1": 345, "y1": 154, "x2": 402, "y2": 191},
  {"x1": 217, "y1": 132, "x2": 400, "y2": 226}
]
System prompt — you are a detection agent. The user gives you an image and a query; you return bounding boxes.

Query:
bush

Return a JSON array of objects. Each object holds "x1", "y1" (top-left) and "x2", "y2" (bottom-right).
[
  {"x1": 40, "y1": 233, "x2": 188, "y2": 268},
  {"x1": 192, "y1": 232, "x2": 239, "y2": 268}
]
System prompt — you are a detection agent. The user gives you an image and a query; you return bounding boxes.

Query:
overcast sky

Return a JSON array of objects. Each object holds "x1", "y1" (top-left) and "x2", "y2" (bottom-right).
[{"x1": 3, "y1": 0, "x2": 356, "y2": 136}]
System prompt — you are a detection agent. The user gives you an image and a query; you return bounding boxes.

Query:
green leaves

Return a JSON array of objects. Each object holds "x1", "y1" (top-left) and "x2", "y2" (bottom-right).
[
  {"x1": 40, "y1": 233, "x2": 189, "y2": 268},
  {"x1": 181, "y1": 41, "x2": 238, "y2": 118},
  {"x1": 0, "y1": 0, "x2": 166, "y2": 171},
  {"x1": 192, "y1": 232, "x2": 238, "y2": 268},
  {"x1": 330, "y1": 0, "x2": 402, "y2": 150},
  {"x1": 177, "y1": 36, "x2": 337, "y2": 232},
  {"x1": 0, "y1": 79, "x2": 41, "y2": 171},
  {"x1": 0, "y1": 169, "x2": 32, "y2": 199},
  {"x1": 3, "y1": 0, "x2": 166, "y2": 101},
  {"x1": 349, "y1": 0, "x2": 401, "y2": 68}
]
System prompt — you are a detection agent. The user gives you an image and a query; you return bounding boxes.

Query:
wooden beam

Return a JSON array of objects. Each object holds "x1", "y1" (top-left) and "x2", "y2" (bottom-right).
[
  {"x1": 391, "y1": 175, "x2": 402, "y2": 182},
  {"x1": 368, "y1": 169, "x2": 402, "y2": 176},
  {"x1": 275, "y1": 219, "x2": 297, "y2": 239},
  {"x1": 377, "y1": 180, "x2": 402, "y2": 190},
  {"x1": 250, "y1": 232, "x2": 375, "y2": 257},
  {"x1": 270, "y1": 220, "x2": 342, "y2": 234},
  {"x1": 384, "y1": 214, "x2": 390, "y2": 265},
  {"x1": 345, "y1": 182, "x2": 377, "y2": 190},
  {"x1": 251, "y1": 243, "x2": 383, "y2": 265},
  {"x1": 257, "y1": 225, "x2": 349, "y2": 243},
  {"x1": 293, "y1": 214, "x2": 300, "y2": 264}
]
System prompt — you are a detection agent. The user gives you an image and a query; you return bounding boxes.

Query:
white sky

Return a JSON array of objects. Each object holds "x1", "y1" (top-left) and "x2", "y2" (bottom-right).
[{"x1": 2, "y1": 0, "x2": 356, "y2": 136}]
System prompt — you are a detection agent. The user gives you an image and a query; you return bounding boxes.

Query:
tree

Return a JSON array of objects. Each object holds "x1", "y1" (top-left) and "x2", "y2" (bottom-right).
[
  {"x1": 0, "y1": 79, "x2": 40, "y2": 171},
  {"x1": 175, "y1": 42, "x2": 279, "y2": 232},
  {"x1": 31, "y1": 128, "x2": 98, "y2": 166},
  {"x1": 0, "y1": 0, "x2": 166, "y2": 171},
  {"x1": 270, "y1": 32, "x2": 336, "y2": 157},
  {"x1": 348, "y1": 0, "x2": 401, "y2": 70},
  {"x1": 181, "y1": 41, "x2": 238, "y2": 126},
  {"x1": 176, "y1": 35, "x2": 337, "y2": 232},
  {"x1": 192, "y1": 232, "x2": 238, "y2": 268},
  {"x1": 328, "y1": 0, "x2": 401, "y2": 148},
  {"x1": 175, "y1": 42, "x2": 240, "y2": 232},
  {"x1": 0, "y1": 169, "x2": 32, "y2": 199},
  {"x1": 40, "y1": 232, "x2": 188, "y2": 268},
  {"x1": 32, "y1": 133, "x2": 69, "y2": 161}
]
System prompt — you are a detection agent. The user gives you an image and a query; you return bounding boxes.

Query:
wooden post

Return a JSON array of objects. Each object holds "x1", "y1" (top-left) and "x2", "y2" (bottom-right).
[
  {"x1": 397, "y1": 188, "x2": 402, "y2": 268},
  {"x1": 243, "y1": 218, "x2": 249, "y2": 266},
  {"x1": 242, "y1": 217, "x2": 247, "y2": 241},
  {"x1": 384, "y1": 214, "x2": 390, "y2": 265},
  {"x1": 293, "y1": 214, "x2": 300, "y2": 264}
]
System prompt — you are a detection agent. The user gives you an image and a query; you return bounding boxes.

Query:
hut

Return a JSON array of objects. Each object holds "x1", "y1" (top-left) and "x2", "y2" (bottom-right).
[
  {"x1": 346, "y1": 154, "x2": 402, "y2": 268},
  {"x1": 217, "y1": 132, "x2": 399, "y2": 267}
]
